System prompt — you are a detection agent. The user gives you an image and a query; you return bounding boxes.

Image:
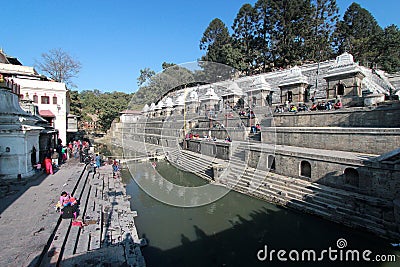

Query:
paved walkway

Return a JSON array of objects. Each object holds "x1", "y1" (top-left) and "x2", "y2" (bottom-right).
[{"x1": 0, "y1": 158, "x2": 86, "y2": 267}]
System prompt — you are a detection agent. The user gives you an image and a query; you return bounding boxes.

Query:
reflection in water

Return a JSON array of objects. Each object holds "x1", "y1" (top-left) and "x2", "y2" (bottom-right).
[{"x1": 123, "y1": 162, "x2": 399, "y2": 267}]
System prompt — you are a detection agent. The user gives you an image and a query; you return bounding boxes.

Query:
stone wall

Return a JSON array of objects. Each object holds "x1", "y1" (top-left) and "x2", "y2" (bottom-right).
[
  {"x1": 246, "y1": 146, "x2": 400, "y2": 200},
  {"x1": 262, "y1": 127, "x2": 400, "y2": 155},
  {"x1": 263, "y1": 104, "x2": 400, "y2": 128},
  {"x1": 185, "y1": 139, "x2": 231, "y2": 160}
]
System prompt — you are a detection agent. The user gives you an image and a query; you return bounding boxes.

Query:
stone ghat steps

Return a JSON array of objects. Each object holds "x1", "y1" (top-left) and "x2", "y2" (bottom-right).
[
  {"x1": 37, "y1": 166, "x2": 145, "y2": 267},
  {"x1": 225, "y1": 176, "x2": 333, "y2": 219},
  {"x1": 222, "y1": 166, "x2": 396, "y2": 238},
  {"x1": 227, "y1": 140, "x2": 393, "y2": 228},
  {"x1": 167, "y1": 149, "x2": 214, "y2": 180},
  {"x1": 224, "y1": 174, "x2": 389, "y2": 237},
  {"x1": 255, "y1": 174, "x2": 387, "y2": 227}
]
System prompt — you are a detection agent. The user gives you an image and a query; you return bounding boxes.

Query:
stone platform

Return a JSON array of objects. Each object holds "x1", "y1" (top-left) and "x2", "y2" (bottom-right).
[{"x1": 0, "y1": 158, "x2": 145, "y2": 267}]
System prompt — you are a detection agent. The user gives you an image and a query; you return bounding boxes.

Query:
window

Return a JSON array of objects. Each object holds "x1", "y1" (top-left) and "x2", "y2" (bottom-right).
[
  {"x1": 300, "y1": 161, "x2": 311, "y2": 178},
  {"x1": 287, "y1": 91, "x2": 293, "y2": 102},
  {"x1": 337, "y1": 84, "x2": 345, "y2": 95},
  {"x1": 252, "y1": 96, "x2": 257, "y2": 106},
  {"x1": 268, "y1": 155, "x2": 276, "y2": 171},
  {"x1": 41, "y1": 96, "x2": 50, "y2": 104},
  {"x1": 212, "y1": 145, "x2": 217, "y2": 155},
  {"x1": 33, "y1": 95, "x2": 38, "y2": 103},
  {"x1": 53, "y1": 96, "x2": 58, "y2": 104},
  {"x1": 344, "y1": 168, "x2": 359, "y2": 187}
]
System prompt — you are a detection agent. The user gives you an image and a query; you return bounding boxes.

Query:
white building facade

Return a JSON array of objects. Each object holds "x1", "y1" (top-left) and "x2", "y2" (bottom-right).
[
  {"x1": 0, "y1": 50, "x2": 70, "y2": 144},
  {"x1": 13, "y1": 78, "x2": 68, "y2": 143}
]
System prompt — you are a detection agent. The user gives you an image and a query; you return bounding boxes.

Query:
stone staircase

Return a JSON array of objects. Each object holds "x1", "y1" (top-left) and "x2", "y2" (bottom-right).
[
  {"x1": 218, "y1": 143, "x2": 399, "y2": 239},
  {"x1": 166, "y1": 148, "x2": 215, "y2": 181}
]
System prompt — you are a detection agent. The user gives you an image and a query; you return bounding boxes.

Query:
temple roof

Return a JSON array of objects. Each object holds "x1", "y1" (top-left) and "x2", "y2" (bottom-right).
[
  {"x1": 279, "y1": 66, "x2": 309, "y2": 87},
  {"x1": 165, "y1": 97, "x2": 174, "y2": 108},
  {"x1": 247, "y1": 75, "x2": 272, "y2": 92},
  {"x1": 199, "y1": 86, "x2": 219, "y2": 101},
  {"x1": 324, "y1": 52, "x2": 365, "y2": 79}
]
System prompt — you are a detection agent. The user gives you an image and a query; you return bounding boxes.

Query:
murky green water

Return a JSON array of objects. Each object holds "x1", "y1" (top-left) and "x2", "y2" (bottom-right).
[{"x1": 122, "y1": 161, "x2": 399, "y2": 267}]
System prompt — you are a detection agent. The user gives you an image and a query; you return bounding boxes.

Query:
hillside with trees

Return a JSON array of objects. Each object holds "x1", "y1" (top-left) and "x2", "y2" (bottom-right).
[
  {"x1": 199, "y1": 0, "x2": 399, "y2": 74},
  {"x1": 70, "y1": 89, "x2": 132, "y2": 131},
  {"x1": 129, "y1": 1, "x2": 399, "y2": 113},
  {"x1": 70, "y1": 1, "x2": 399, "y2": 131}
]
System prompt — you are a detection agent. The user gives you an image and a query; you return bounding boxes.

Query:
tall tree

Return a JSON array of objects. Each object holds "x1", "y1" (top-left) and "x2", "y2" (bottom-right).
[
  {"x1": 307, "y1": 0, "x2": 339, "y2": 62},
  {"x1": 200, "y1": 18, "x2": 231, "y2": 51},
  {"x1": 334, "y1": 3, "x2": 382, "y2": 65},
  {"x1": 373, "y1": 25, "x2": 400, "y2": 73},
  {"x1": 69, "y1": 90, "x2": 82, "y2": 116},
  {"x1": 254, "y1": 0, "x2": 276, "y2": 72},
  {"x1": 200, "y1": 18, "x2": 232, "y2": 63},
  {"x1": 269, "y1": 0, "x2": 312, "y2": 68},
  {"x1": 232, "y1": 4, "x2": 257, "y2": 74},
  {"x1": 137, "y1": 67, "x2": 155, "y2": 87},
  {"x1": 35, "y1": 48, "x2": 81, "y2": 88}
]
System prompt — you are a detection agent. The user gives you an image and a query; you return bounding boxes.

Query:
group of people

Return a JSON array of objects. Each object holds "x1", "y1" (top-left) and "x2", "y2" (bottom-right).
[
  {"x1": 185, "y1": 133, "x2": 201, "y2": 139},
  {"x1": 250, "y1": 123, "x2": 261, "y2": 134},
  {"x1": 38, "y1": 139, "x2": 101, "y2": 175},
  {"x1": 310, "y1": 100, "x2": 342, "y2": 111},
  {"x1": 41, "y1": 139, "x2": 69, "y2": 175},
  {"x1": 274, "y1": 99, "x2": 343, "y2": 113},
  {"x1": 238, "y1": 109, "x2": 256, "y2": 119}
]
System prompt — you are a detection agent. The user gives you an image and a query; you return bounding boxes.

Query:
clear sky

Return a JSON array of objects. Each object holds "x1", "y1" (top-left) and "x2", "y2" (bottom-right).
[{"x1": 1, "y1": 0, "x2": 399, "y2": 93}]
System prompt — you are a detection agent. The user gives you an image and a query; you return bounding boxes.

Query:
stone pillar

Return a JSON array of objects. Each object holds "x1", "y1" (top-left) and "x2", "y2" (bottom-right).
[
  {"x1": 394, "y1": 199, "x2": 400, "y2": 232},
  {"x1": 212, "y1": 163, "x2": 225, "y2": 182}
]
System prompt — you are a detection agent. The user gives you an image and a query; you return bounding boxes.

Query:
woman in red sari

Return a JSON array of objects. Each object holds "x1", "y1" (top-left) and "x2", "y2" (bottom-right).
[{"x1": 44, "y1": 157, "x2": 53, "y2": 174}]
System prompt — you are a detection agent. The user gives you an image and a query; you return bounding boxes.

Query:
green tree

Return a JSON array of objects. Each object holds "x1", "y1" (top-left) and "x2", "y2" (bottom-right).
[
  {"x1": 130, "y1": 63, "x2": 197, "y2": 109},
  {"x1": 200, "y1": 18, "x2": 234, "y2": 65},
  {"x1": 232, "y1": 4, "x2": 257, "y2": 74},
  {"x1": 307, "y1": 0, "x2": 339, "y2": 61},
  {"x1": 69, "y1": 90, "x2": 82, "y2": 116},
  {"x1": 269, "y1": 0, "x2": 313, "y2": 68},
  {"x1": 137, "y1": 67, "x2": 156, "y2": 87},
  {"x1": 373, "y1": 25, "x2": 400, "y2": 73},
  {"x1": 162, "y1": 62, "x2": 176, "y2": 70},
  {"x1": 253, "y1": 0, "x2": 277, "y2": 72},
  {"x1": 334, "y1": 3, "x2": 382, "y2": 65}
]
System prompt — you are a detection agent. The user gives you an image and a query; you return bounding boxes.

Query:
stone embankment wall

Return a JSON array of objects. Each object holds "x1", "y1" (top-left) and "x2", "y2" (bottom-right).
[
  {"x1": 264, "y1": 103, "x2": 400, "y2": 128},
  {"x1": 109, "y1": 104, "x2": 400, "y2": 240},
  {"x1": 262, "y1": 127, "x2": 400, "y2": 155}
]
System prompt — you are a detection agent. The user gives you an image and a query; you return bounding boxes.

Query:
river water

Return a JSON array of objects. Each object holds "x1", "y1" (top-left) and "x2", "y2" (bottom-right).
[{"x1": 121, "y1": 161, "x2": 399, "y2": 267}]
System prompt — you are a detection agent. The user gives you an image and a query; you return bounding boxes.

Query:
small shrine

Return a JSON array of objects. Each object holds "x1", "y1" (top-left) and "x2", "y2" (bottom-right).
[
  {"x1": 324, "y1": 52, "x2": 365, "y2": 106},
  {"x1": 278, "y1": 66, "x2": 309, "y2": 104},
  {"x1": 247, "y1": 76, "x2": 272, "y2": 107},
  {"x1": 221, "y1": 82, "x2": 244, "y2": 109}
]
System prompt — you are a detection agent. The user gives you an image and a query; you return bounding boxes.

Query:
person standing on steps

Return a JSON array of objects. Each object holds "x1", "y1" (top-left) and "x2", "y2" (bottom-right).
[{"x1": 95, "y1": 153, "x2": 101, "y2": 169}]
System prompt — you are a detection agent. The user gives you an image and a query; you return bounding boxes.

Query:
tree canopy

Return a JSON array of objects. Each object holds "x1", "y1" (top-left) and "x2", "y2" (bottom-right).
[
  {"x1": 35, "y1": 48, "x2": 82, "y2": 88},
  {"x1": 70, "y1": 90, "x2": 132, "y2": 131},
  {"x1": 199, "y1": 0, "x2": 399, "y2": 74}
]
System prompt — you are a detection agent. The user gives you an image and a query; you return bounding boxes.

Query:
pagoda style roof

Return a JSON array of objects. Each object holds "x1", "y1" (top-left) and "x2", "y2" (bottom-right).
[
  {"x1": 324, "y1": 52, "x2": 365, "y2": 79},
  {"x1": 221, "y1": 82, "x2": 244, "y2": 97},
  {"x1": 279, "y1": 66, "x2": 309, "y2": 87},
  {"x1": 174, "y1": 94, "x2": 185, "y2": 106},
  {"x1": 199, "y1": 86, "x2": 219, "y2": 101}
]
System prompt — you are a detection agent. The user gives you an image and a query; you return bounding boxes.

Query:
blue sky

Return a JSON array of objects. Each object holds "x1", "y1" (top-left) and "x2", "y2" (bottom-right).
[{"x1": 1, "y1": 0, "x2": 399, "y2": 93}]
